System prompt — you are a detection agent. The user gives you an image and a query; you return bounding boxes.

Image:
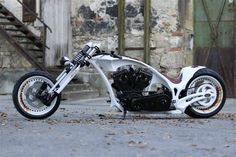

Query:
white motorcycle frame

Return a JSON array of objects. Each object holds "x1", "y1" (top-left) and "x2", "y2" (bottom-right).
[
  {"x1": 90, "y1": 55, "x2": 209, "y2": 113},
  {"x1": 50, "y1": 42, "x2": 212, "y2": 114}
]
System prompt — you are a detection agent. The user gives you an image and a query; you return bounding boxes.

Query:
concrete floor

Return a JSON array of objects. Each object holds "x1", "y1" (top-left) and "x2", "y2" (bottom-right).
[{"x1": 0, "y1": 96, "x2": 236, "y2": 157}]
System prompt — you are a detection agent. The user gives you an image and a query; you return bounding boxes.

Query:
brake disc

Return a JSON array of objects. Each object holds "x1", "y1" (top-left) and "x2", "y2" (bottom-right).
[{"x1": 25, "y1": 81, "x2": 45, "y2": 109}]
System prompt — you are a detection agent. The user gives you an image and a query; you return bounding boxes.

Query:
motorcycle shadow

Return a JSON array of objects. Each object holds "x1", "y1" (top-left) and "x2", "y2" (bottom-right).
[
  {"x1": 98, "y1": 112, "x2": 235, "y2": 121},
  {"x1": 99, "y1": 112, "x2": 190, "y2": 120}
]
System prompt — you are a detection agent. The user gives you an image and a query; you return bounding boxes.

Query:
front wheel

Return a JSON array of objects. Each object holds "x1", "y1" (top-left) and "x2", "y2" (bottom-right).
[
  {"x1": 185, "y1": 68, "x2": 226, "y2": 118},
  {"x1": 12, "y1": 71, "x2": 61, "y2": 119}
]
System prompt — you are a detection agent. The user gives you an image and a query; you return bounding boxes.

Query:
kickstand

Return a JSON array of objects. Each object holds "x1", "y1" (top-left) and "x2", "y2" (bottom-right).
[{"x1": 122, "y1": 110, "x2": 127, "y2": 120}]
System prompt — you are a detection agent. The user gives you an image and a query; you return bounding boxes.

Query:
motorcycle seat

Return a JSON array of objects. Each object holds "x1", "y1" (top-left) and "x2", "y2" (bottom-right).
[{"x1": 163, "y1": 74, "x2": 182, "y2": 84}]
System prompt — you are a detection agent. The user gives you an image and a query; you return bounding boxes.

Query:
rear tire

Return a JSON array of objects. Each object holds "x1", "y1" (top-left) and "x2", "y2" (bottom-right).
[
  {"x1": 12, "y1": 71, "x2": 61, "y2": 119},
  {"x1": 185, "y1": 68, "x2": 226, "y2": 118}
]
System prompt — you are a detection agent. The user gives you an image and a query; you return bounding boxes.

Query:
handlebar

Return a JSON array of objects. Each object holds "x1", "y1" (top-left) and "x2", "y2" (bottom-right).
[
  {"x1": 93, "y1": 46, "x2": 122, "y2": 60},
  {"x1": 72, "y1": 43, "x2": 100, "y2": 64},
  {"x1": 63, "y1": 42, "x2": 122, "y2": 67},
  {"x1": 93, "y1": 51, "x2": 122, "y2": 59}
]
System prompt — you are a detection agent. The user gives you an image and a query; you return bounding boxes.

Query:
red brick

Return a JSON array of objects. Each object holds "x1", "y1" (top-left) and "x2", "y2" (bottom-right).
[
  {"x1": 172, "y1": 32, "x2": 183, "y2": 36},
  {"x1": 169, "y1": 47, "x2": 182, "y2": 52}
]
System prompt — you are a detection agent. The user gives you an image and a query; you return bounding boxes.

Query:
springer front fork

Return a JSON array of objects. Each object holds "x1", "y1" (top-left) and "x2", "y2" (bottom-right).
[
  {"x1": 50, "y1": 65, "x2": 82, "y2": 94},
  {"x1": 37, "y1": 64, "x2": 82, "y2": 106}
]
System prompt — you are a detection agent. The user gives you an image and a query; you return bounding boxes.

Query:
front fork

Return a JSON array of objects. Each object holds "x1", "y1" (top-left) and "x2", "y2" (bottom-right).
[
  {"x1": 50, "y1": 65, "x2": 81, "y2": 94},
  {"x1": 37, "y1": 64, "x2": 81, "y2": 106}
]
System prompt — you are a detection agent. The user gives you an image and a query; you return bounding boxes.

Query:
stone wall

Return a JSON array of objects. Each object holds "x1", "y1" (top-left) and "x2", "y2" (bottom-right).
[
  {"x1": 71, "y1": 0, "x2": 194, "y2": 77},
  {"x1": 150, "y1": 0, "x2": 194, "y2": 76},
  {"x1": 70, "y1": 0, "x2": 194, "y2": 96},
  {"x1": 0, "y1": 0, "x2": 33, "y2": 94},
  {"x1": 0, "y1": 38, "x2": 32, "y2": 94},
  {"x1": 0, "y1": 0, "x2": 31, "y2": 69},
  {"x1": 0, "y1": 0, "x2": 194, "y2": 72},
  {"x1": 71, "y1": 0, "x2": 118, "y2": 54},
  {"x1": 0, "y1": 0, "x2": 194, "y2": 94}
]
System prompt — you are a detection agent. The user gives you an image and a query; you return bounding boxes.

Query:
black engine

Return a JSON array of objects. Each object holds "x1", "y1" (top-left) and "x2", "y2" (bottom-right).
[{"x1": 112, "y1": 66, "x2": 172, "y2": 112}]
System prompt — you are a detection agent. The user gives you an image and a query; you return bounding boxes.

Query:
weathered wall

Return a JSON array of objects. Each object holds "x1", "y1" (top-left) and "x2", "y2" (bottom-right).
[
  {"x1": 0, "y1": 37, "x2": 32, "y2": 94},
  {"x1": 71, "y1": 0, "x2": 118, "y2": 54},
  {"x1": 150, "y1": 0, "x2": 194, "y2": 76},
  {"x1": 0, "y1": 0, "x2": 31, "y2": 69},
  {"x1": 0, "y1": 0, "x2": 35, "y2": 94},
  {"x1": 42, "y1": 0, "x2": 72, "y2": 67},
  {"x1": 0, "y1": 0, "x2": 194, "y2": 94},
  {"x1": 0, "y1": 0, "x2": 38, "y2": 70},
  {"x1": 0, "y1": 0, "x2": 194, "y2": 72},
  {"x1": 2, "y1": 0, "x2": 22, "y2": 20},
  {"x1": 71, "y1": 0, "x2": 194, "y2": 76}
]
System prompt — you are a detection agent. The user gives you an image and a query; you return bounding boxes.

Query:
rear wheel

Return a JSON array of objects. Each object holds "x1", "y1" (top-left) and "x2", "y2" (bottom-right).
[
  {"x1": 12, "y1": 71, "x2": 61, "y2": 119},
  {"x1": 185, "y1": 68, "x2": 226, "y2": 118}
]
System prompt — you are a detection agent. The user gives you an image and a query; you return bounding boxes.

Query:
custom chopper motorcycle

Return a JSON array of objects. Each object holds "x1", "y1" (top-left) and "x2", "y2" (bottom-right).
[{"x1": 12, "y1": 42, "x2": 226, "y2": 119}]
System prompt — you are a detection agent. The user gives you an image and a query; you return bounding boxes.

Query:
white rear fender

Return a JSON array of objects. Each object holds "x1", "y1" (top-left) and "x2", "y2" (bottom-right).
[
  {"x1": 172, "y1": 66, "x2": 206, "y2": 113},
  {"x1": 177, "y1": 66, "x2": 206, "y2": 89},
  {"x1": 170, "y1": 66, "x2": 205, "y2": 97}
]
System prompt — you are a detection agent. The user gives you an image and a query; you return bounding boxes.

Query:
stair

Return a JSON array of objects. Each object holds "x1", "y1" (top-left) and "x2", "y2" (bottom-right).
[
  {"x1": 0, "y1": 3, "x2": 101, "y2": 99},
  {"x1": 0, "y1": 3, "x2": 46, "y2": 71}
]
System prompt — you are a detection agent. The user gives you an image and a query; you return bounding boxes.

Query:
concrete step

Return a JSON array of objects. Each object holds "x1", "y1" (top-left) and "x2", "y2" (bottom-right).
[
  {"x1": 62, "y1": 90, "x2": 100, "y2": 101},
  {"x1": 49, "y1": 67, "x2": 106, "y2": 99},
  {"x1": 76, "y1": 71, "x2": 100, "y2": 83},
  {"x1": 63, "y1": 83, "x2": 94, "y2": 92},
  {"x1": 47, "y1": 67, "x2": 65, "y2": 77},
  {"x1": 62, "y1": 81, "x2": 100, "y2": 100}
]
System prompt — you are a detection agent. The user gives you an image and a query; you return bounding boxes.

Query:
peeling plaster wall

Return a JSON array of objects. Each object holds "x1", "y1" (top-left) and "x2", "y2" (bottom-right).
[
  {"x1": 0, "y1": 0, "x2": 193, "y2": 74},
  {"x1": 0, "y1": 0, "x2": 72, "y2": 69},
  {"x1": 0, "y1": 0, "x2": 30, "y2": 93},
  {"x1": 42, "y1": 0, "x2": 72, "y2": 67},
  {"x1": 0, "y1": 37, "x2": 32, "y2": 94},
  {"x1": 0, "y1": 0, "x2": 39, "y2": 70},
  {"x1": 71, "y1": 0, "x2": 194, "y2": 76},
  {"x1": 71, "y1": 0, "x2": 118, "y2": 54},
  {"x1": 151, "y1": 0, "x2": 183, "y2": 76},
  {"x1": 0, "y1": 0, "x2": 194, "y2": 94},
  {"x1": 0, "y1": 0, "x2": 32, "y2": 70}
]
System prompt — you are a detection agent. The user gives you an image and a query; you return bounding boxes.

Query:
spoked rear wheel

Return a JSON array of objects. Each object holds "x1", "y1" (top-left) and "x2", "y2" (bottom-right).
[
  {"x1": 185, "y1": 68, "x2": 226, "y2": 118},
  {"x1": 12, "y1": 71, "x2": 61, "y2": 119}
]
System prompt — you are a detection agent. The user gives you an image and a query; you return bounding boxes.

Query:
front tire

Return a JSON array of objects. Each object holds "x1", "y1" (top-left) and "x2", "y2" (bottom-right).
[
  {"x1": 12, "y1": 71, "x2": 61, "y2": 119},
  {"x1": 185, "y1": 68, "x2": 226, "y2": 118}
]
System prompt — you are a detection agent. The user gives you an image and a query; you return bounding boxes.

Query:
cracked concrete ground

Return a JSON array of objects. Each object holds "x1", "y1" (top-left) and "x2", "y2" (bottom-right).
[{"x1": 0, "y1": 95, "x2": 236, "y2": 157}]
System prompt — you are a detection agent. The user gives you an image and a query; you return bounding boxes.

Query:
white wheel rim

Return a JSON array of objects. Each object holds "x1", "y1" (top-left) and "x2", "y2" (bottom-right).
[
  {"x1": 18, "y1": 76, "x2": 57, "y2": 116},
  {"x1": 187, "y1": 75, "x2": 224, "y2": 114}
]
